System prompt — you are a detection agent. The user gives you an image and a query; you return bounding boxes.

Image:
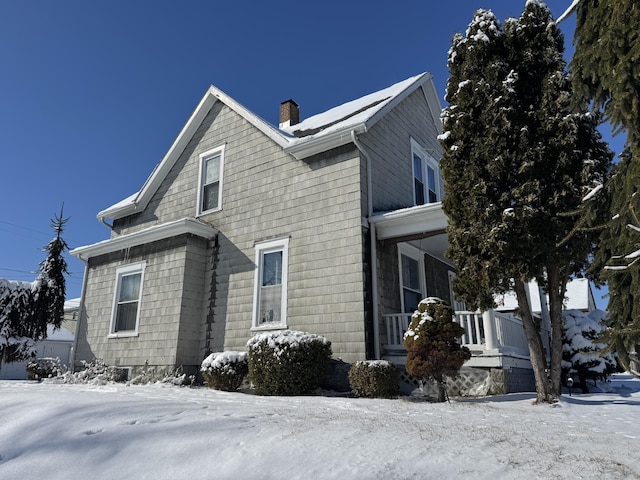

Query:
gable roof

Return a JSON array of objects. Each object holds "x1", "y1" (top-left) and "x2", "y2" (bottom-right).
[{"x1": 98, "y1": 72, "x2": 442, "y2": 221}]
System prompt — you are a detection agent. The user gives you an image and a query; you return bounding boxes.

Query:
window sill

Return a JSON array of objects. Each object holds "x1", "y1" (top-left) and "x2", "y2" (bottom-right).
[
  {"x1": 250, "y1": 324, "x2": 288, "y2": 332},
  {"x1": 108, "y1": 332, "x2": 139, "y2": 339},
  {"x1": 197, "y1": 206, "x2": 222, "y2": 217}
]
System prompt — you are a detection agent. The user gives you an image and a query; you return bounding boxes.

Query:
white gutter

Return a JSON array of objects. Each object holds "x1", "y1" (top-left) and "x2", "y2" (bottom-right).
[
  {"x1": 71, "y1": 217, "x2": 218, "y2": 258},
  {"x1": 351, "y1": 130, "x2": 381, "y2": 360},
  {"x1": 285, "y1": 124, "x2": 367, "y2": 160}
]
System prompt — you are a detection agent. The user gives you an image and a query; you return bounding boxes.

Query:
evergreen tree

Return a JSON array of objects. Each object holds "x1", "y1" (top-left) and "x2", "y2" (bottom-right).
[
  {"x1": 571, "y1": 0, "x2": 640, "y2": 156},
  {"x1": 590, "y1": 150, "x2": 640, "y2": 371},
  {"x1": 403, "y1": 298, "x2": 471, "y2": 402},
  {"x1": 568, "y1": 0, "x2": 640, "y2": 373},
  {"x1": 0, "y1": 209, "x2": 69, "y2": 369},
  {"x1": 562, "y1": 309, "x2": 616, "y2": 393},
  {"x1": 440, "y1": 2, "x2": 612, "y2": 403}
]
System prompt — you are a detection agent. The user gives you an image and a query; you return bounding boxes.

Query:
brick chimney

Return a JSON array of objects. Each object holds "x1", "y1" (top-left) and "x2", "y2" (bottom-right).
[{"x1": 279, "y1": 99, "x2": 299, "y2": 129}]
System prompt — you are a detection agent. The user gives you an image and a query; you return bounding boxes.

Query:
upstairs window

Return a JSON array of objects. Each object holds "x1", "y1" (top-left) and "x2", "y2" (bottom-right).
[
  {"x1": 198, "y1": 146, "x2": 224, "y2": 214},
  {"x1": 411, "y1": 139, "x2": 440, "y2": 205}
]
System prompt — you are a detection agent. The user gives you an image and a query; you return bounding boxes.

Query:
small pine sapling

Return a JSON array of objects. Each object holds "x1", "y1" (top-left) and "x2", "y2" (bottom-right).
[{"x1": 403, "y1": 298, "x2": 470, "y2": 402}]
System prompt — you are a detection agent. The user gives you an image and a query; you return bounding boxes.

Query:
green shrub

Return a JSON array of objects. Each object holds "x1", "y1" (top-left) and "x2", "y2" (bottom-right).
[
  {"x1": 348, "y1": 360, "x2": 399, "y2": 398},
  {"x1": 26, "y1": 357, "x2": 65, "y2": 381},
  {"x1": 403, "y1": 297, "x2": 471, "y2": 402},
  {"x1": 201, "y1": 351, "x2": 248, "y2": 391},
  {"x1": 247, "y1": 330, "x2": 332, "y2": 396}
]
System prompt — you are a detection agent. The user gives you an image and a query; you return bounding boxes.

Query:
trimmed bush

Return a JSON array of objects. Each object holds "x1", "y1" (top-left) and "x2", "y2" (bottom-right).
[
  {"x1": 26, "y1": 357, "x2": 65, "y2": 381},
  {"x1": 247, "y1": 330, "x2": 332, "y2": 396},
  {"x1": 403, "y1": 297, "x2": 471, "y2": 402},
  {"x1": 348, "y1": 360, "x2": 399, "y2": 398},
  {"x1": 201, "y1": 351, "x2": 248, "y2": 391}
]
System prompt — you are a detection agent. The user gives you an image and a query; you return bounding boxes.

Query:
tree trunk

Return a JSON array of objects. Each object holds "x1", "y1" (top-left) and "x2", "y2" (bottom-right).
[
  {"x1": 436, "y1": 376, "x2": 447, "y2": 403},
  {"x1": 545, "y1": 266, "x2": 566, "y2": 401},
  {"x1": 513, "y1": 279, "x2": 554, "y2": 403}
]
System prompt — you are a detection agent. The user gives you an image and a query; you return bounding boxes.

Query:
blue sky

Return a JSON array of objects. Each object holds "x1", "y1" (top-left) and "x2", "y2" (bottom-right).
[{"x1": 0, "y1": 1, "x2": 621, "y2": 307}]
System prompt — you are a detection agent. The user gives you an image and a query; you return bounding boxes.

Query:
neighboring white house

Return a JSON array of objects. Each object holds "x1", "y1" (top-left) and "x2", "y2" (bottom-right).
[{"x1": 0, "y1": 325, "x2": 74, "y2": 380}]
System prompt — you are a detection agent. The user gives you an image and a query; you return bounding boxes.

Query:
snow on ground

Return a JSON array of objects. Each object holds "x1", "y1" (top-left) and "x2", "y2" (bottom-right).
[{"x1": 0, "y1": 374, "x2": 639, "y2": 480}]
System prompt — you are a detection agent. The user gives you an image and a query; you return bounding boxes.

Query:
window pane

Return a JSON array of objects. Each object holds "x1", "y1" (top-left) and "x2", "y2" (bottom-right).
[
  {"x1": 119, "y1": 273, "x2": 141, "y2": 302},
  {"x1": 259, "y1": 285, "x2": 282, "y2": 323},
  {"x1": 203, "y1": 182, "x2": 219, "y2": 211},
  {"x1": 204, "y1": 155, "x2": 220, "y2": 184},
  {"x1": 403, "y1": 289, "x2": 422, "y2": 313},
  {"x1": 401, "y1": 255, "x2": 420, "y2": 290},
  {"x1": 413, "y1": 154, "x2": 423, "y2": 182},
  {"x1": 262, "y1": 251, "x2": 282, "y2": 286},
  {"x1": 414, "y1": 179, "x2": 425, "y2": 205},
  {"x1": 427, "y1": 166, "x2": 436, "y2": 192},
  {"x1": 115, "y1": 302, "x2": 138, "y2": 331}
]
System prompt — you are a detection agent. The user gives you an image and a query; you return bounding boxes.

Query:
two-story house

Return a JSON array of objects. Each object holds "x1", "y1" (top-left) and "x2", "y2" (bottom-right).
[{"x1": 71, "y1": 72, "x2": 543, "y2": 393}]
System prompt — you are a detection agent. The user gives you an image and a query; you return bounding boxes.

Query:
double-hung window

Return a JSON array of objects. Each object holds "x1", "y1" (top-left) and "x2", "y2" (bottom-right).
[
  {"x1": 398, "y1": 244, "x2": 425, "y2": 314},
  {"x1": 198, "y1": 146, "x2": 224, "y2": 214},
  {"x1": 411, "y1": 139, "x2": 440, "y2": 205},
  {"x1": 252, "y1": 238, "x2": 289, "y2": 329},
  {"x1": 109, "y1": 262, "x2": 145, "y2": 337}
]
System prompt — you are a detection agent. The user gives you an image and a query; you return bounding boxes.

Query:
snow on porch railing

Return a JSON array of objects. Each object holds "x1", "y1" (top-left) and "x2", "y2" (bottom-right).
[{"x1": 381, "y1": 310, "x2": 530, "y2": 356}]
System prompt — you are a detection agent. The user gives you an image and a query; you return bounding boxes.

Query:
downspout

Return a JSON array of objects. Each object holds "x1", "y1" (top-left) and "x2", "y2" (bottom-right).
[
  {"x1": 71, "y1": 254, "x2": 90, "y2": 373},
  {"x1": 100, "y1": 216, "x2": 114, "y2": 230},
  {"x1": 351, "y1": 130, "x2": 381, "y2": 359}
]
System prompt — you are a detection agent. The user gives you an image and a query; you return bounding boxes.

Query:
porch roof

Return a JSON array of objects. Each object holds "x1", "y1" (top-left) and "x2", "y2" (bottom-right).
[{"x1": 369, "y1": 202, "x2": 448, "y2": 241}]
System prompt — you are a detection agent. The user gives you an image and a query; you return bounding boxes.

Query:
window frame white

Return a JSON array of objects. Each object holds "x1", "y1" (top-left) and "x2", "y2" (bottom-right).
[
  {"x1": 411, "y1": 138, "x2": 441, "y2": 206},
  {"x1": 397, "y1": 243, "x2": 426, "y2": 314},
  {"x1": 197, "y1": 145, "x2": 225, "y2": 215},
  {"x1": 108, "y1": 262, "x2": 146, "y2": 338},
  {"x1": 252, "y1": 238, "x2": 289, "y2": 330}
]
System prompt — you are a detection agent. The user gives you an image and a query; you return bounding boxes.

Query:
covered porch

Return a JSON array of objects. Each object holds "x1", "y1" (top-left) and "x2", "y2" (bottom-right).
[{"x1": 368, "y1": 203, "x2": 547, "y2": 370}]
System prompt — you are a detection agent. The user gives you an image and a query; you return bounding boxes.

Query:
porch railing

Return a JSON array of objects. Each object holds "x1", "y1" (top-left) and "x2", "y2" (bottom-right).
[{"x1": 381, "y1": 309, "x2": 531, "y2": 357}]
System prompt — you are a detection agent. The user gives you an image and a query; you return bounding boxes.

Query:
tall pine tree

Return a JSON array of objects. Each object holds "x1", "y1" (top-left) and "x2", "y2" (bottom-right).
[
  {"x1": 568, "y1": 0, "x2": 640, "y2": 372},
  {"x1": 440, "y1": 1, "x2": 612, "y2": 403},
  {"x1": 0, "y1": 208, "x2": 69, "y2": 369}
]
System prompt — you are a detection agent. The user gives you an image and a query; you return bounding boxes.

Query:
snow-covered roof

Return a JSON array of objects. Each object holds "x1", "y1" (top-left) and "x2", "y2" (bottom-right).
[
  {"x1": 46, "y1": 325, "x2": 74, "y2": 342},
  {"x1": 64, "y1": 298, "x2": 81, "y2": 311},
  {"x1": 98, "y1": 72, "x2": 441, "y2": 221}
]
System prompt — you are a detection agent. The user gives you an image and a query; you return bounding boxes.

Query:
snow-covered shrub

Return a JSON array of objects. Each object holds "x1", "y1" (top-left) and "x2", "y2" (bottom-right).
[
  {"x1": 563, "y1": 309, "x2": 616, "y2": 393},
  {"x1": 348, "y1": 360, "x2": 399, "y2": 398},
  {"x1": 403, "y1": 298, "x2": 471, "y2": 402},
  {"x1": 26, "y1": 357, "x2": 66, "y2": 381},
  {"x1": 247, "y1": 330, "x2": 332, "y2": 396},
  {"x1": 201, "y1": 351, "x2": 248, "y2": 391},
  {"x1": 47, "y1": 358, "x2": 128, "y2": 384}
]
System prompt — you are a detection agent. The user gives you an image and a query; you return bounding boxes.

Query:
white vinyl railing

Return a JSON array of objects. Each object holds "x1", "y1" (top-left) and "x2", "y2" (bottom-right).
[{"x1": 381, "y1": 309, "x2": 531, "y2": 357}]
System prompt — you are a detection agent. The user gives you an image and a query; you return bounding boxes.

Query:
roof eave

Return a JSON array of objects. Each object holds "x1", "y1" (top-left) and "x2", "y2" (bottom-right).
[
  {"x1": 369, "y1": 202, "x2": 448, "y2": 240},
  {"x1": 70, "y1": 217, "x2": 218, "y2": 259},
  {"x1": 284, "y1": 124, "x2": 367, "y2": 160}
]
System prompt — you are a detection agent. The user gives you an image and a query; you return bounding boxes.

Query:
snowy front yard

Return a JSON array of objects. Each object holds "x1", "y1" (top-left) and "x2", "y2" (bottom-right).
[{"x1": 0, "y1": 375, "x2": 638, "y2": 480}]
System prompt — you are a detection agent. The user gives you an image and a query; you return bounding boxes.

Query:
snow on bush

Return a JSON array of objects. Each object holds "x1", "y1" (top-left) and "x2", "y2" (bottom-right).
[
  {"x1": 247, "y1": 330, "x2": 332, "y2": 396},
  {"x1": 563, "y1": 309, "x2": 616, "y2": 391},
  {"x1": 348, "y1": 360, "x2": 399, "y2": 399},
  {"x1": 201, "y1": 351, "x2": 248, "y2": 391},
  {"x1": 26, "y1": 357, "x2": 66, "y2": 381}
]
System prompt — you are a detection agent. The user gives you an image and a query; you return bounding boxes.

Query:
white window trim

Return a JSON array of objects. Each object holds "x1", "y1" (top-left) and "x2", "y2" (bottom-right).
[
  {"x1": 252, "y1": 237, "x2": 289, "y2": 331},
  {"x1": 197, "y1": 145, "x2": 225, "y2": 215},
  {"x1": 108, "y1": 262, "x2": 146, "y2": 338},
  {"x1": 398, "y1": 243, "x2": 426, "y2": 313},
  {"x1": 411, "y1": 138, "x2": 441, "y2": 206}
]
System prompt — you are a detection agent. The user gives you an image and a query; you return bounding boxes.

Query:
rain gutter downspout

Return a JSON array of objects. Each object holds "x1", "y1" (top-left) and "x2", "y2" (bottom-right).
[
  {"x1": 100, "y1": 216, "x2": 114, "y2": 230},
  {"x1": 71, "y1": 254, "x2": 90, "y2": 373},
  {"x1": 351, "y1": 130, "x2": 381, "y2": 360}
]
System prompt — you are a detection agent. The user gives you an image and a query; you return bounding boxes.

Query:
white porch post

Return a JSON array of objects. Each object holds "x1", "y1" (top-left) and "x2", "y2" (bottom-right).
[{"x1": 482, "y1": 310, "x2": 499, "y2": 350}]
